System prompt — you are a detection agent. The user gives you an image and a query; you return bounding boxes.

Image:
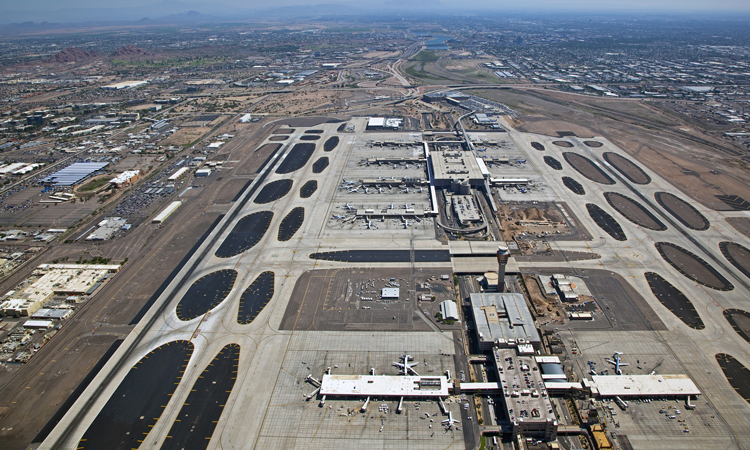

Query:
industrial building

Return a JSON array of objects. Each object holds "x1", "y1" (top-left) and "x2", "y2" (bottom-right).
[
  {"x1": 469, "y1": 292, "x2": 541, "y2": 351},
  {"x1": 366, "y1": 117, "x2": 403, "y2": 130},
  {"x1": 439, "y1": 300, "x2": 459, "y2": 321},
  {"x1": 86, "y1": 217, "x2": 129, "y2": 241},
  {"x1": 100, "y1": 80, "x2": 147, "y2": 90},
  {"x1": 0, "y1": 264, "x2": 119, "y2": 316},
  {"x1": 40, "y1": 162, "x2": 109, "y2": 186},
  {"x1": 109, "y1": 170, "x2": 140, "y2": 188},
  {"x1": 153, "y1": 201, "x2": 182, "y2": 223},
  {"x1": 168, "y1": 167, "x2": 189, "y2": 181}
]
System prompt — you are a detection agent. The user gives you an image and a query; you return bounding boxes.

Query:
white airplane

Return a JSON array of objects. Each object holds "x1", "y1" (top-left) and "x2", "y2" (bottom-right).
[
  {"x1": 442, "y1": 411, "x2": 460, "y2": 430},
  {"x1": 344, "y1": 203, "x2": 354, "y2": 211},
  {"x1": 402, "y1": 187, "x2": 410, "y2": 193},
  {"x1": 389, "y1": 203, "x2": 394, "y2": 210},
  {"x1": 366, "y1": 219, "x2": 373, "y2": 229},
  {"x1": 393, "y1": 354, "x2": 419, "y2": 375},
  {"x1": 404, "y1": 204, "x2": 409, "y2": 209},
  {"x1": 418, "y1": 187, "x2": 424, "y2": 193},
  {"x1": 378, "y1": 187, "x2": 383, "y2": 193},
  {"x1": 364, "y1": 187, "x2": 370, "y2": 194},
  {"x1": 606, "y1": 352, "x2": 629, "y2": 375},
  {"x1": 332, "y1": 214, "x2": 345, "y2": 219},
  {"x1": 349, "y1": 187, "x2": 359, "y2": 193},
  {"x1": 403, "y1": 219, "x2": 410, "y2": 228}
]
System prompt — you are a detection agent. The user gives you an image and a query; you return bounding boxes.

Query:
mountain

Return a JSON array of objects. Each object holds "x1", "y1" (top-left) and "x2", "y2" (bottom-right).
[
  {"x1": 0, "y1": 1, "x2": 244, "y2": 24},
  {"x1": 111, "y1": 45, "x2": 153, "y2": 57},
  {"x1": 48, "y1": 47, "x2": 100, "y2": 63}
]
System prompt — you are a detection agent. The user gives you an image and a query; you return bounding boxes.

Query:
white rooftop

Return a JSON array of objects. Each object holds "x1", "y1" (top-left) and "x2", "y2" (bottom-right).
[
  {"x1": 587, "y1": 375, "x2": 700, "y2": 397},
  {"x1": 381, "y1": 287, "x2": 399, "y2": 298},
  {"x1": 440, "y1": 300, "x2": 459, "y2": 321},
  {"x1": 368, "y1": 117, "x2": 385, "y2": 127},
  {"x1": 320, "y1": 374, "x2": 451, "y2": 397}
]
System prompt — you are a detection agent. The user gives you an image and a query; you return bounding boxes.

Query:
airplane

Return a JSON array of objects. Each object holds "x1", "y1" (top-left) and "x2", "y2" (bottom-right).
[
  {"x1": 606, "y1": 352, "x2": 629, "y2": 375},
  {"x1": 404, "y1": 204, "x2": 409, "y2": 209},
  {"x1": 393, "y1": 354, "x2": 419, "y2": 375},
  {"x1": 402, "y1": 187, "x2": 410, "y2": 193},
  {"x1": 378, "y1": 187, "x2": 384, "y2": 193},
  {"x1": 389, "y1": 203, "x2": 394, "y2": 210},
  {"x1": 349, "y1": 187, "x2": 359, "y2": 193},
  {"x1": 442, "y1": 411, "x2": 460, "y2": 430},
  {"x1": 366, "y1": 219, "x2": 373, "y2": 229},
  {"x1": 332, "y1": 214, "x2": 345, "y2": 219},
  {"x1": 364, "y1": 187, "x2": 370, "y2": 194},
  {"x1": 418, "y1": 187, "x2": 424, "y2": 193},
  {"x1": 344, "y1": 203, "x2": 354, "y2": 211},
  {"x1": 403, "y1": 219, "x2": 410, "y2": 228}
]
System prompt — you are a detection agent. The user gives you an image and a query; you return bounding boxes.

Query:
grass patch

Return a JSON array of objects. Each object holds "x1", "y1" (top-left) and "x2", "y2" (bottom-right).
[
  {"x1": 112, "y1": 57, "x2": 226, "y2": 68},
  {"x1": 404, "y1": 62, "x2": 448, "y2": 81},
  {"x1": 411, "y1": 49, "x2": 442, "y2": 62},
  {"x1": 325, "y1": 27, "x2": 372, "y2": 32},
  {"x1": 79, "y1": 177, "x2": 109, "y2": 192}
]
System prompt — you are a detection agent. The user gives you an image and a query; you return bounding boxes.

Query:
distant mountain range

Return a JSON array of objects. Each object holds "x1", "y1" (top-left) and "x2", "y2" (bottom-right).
[
  {"x1": 1, "y1": 1, "x2": 238, "y2": 25},
  {"x1": 0, "y1": 1, "x2": 456, "y2": 26},
  {"x1": 0, "y1": 1, "x2": 410, "y2": 25}
]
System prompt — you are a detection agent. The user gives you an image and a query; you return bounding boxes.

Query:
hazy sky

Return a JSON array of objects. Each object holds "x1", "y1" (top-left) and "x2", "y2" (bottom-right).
[{"x1": 3, "y1": 0, "x2": 750, "y2": 11}]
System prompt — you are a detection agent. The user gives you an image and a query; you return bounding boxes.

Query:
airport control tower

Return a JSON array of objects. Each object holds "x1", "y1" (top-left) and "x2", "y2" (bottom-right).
[{"x1": 497, "y1": 244, "x2": 510, "y2": 292}]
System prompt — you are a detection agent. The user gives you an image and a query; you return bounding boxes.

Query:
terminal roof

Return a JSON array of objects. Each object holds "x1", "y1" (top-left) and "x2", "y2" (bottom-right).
[
  {"x1": 586, "y1": 375, "x2": 700, "y2": 397},
  {"x1": 320, "y1": 374, "x2": 451, "y2": 397}
]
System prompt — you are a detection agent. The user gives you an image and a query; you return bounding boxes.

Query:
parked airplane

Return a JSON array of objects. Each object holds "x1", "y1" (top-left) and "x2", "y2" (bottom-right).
[
  {"x1": 344, "y1": 203, "x2": 354, "y2": 211},
  {"x1": 366, "y1": 219, "x2": 373, "y2": 229},
  {"x1": 606, "y1": 352, "x2": 629, "y2": 375},
  {"x1": 442, "y1": 411, "x2": 460, "y2": 430},
  {"x1": 332, "y1": 214, "x2": 345, "y2": 219},
  {"x1": 349, "y1": 187, "x2": 359, "y2": 193},
  {"x1": 403, "y1": 219, "x2": 410, "y2": 228},
  {"x1": 393, "y1": 354, "x2": 419, "y2": 375}
]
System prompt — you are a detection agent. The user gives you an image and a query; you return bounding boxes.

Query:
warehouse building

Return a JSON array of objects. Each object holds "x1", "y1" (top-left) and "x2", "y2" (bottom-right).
[
  {"x1": 439, "y1": 300, "x2": 459, "y2": 321},
  {"x1": 41, "y1": 162, "x2": 109, "y2": 186}
]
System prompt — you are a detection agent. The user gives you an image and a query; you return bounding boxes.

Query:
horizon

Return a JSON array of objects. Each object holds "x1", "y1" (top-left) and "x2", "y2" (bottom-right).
[{"x1": 3, "y1": 0, "x2": 750, "y2": 25}]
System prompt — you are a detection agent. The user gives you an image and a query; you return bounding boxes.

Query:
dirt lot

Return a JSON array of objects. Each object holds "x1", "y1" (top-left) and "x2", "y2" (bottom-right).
[
  {"x1": 523, "y1": 274, "x2": 562, "y2": 319},
  {"x1": 160, "y1": 127, "x2": 210, "y2": 146},
  {"x1": 720, "y1": 242, "x2": 750, "y2": 281},
  {"x1": 248, "y1": 91, "x2": 343, "y2": 115},
  {"x1": 656, "y1": 242, "x2": 733, "y2": 291},
  {"x1": 470, "y1": 88, "x2": 750, "y2": 210},
  {"x1": 727, "y1": 217, "x2": 750, "y2": 239},
  {"x1": 564, "y1": 152, "x2": 615, "y2": 185},
  {"x1": 655, "y1": 192, "x2": 709, "y2": 231},
  {"x1": 605, "y1": 192, "x2": 666, "y2": 231},
  {"x1": 497, "y1": 203, "x2": 572, "y2": 241},
  {"x1": 603, "y1": 152, "x2": 651, "y2": 184},
  {"x1": 516, "y1": 118, "x2": 596, "y2": 138}
]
